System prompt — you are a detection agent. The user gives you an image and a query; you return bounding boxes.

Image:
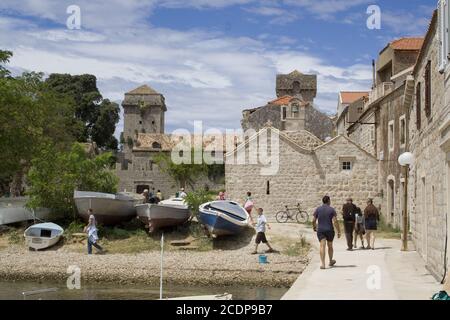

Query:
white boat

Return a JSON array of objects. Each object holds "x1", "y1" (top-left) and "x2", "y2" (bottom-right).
[
  {"x1": 135, "y1": 198, "x2": 190, "y2": 232},
  {"x1": 74, "y1": 191, "x2": 144, "y2": 225},
  {"x1": 165, "y1": 293, "x2": 233, "y2": 300},
  {"x1": 0, "y1": 197, "x2": 50, "y2": 225},
  {"x1": 24, "y1": 222, "x2": 64, "y2": 250},
  {"x1": 199, "y1": 200, "x2": 249, "y2": 237}
]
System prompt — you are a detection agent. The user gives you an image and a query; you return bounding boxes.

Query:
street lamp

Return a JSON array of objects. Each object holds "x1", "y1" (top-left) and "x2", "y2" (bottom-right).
[{"x1": 398, "y1": 152, "x2": 414, "y2": 251}]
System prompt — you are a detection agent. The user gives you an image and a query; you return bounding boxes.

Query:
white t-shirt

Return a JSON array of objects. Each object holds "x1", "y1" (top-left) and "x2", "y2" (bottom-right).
[
  {"x1": 179, "y1": 191, "x2": 187, "y2": 199},
  {"x1": 86, "y1": 225, "x2": 99, "y2": 243},
  {"x1": 256, "y1": 214, "x2": 267, "y2": 233}
]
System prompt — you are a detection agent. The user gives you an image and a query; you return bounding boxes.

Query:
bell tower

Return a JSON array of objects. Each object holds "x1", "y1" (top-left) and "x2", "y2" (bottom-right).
[{"x1": 275, "y1": 70, "x2": 317, "y2": 103}]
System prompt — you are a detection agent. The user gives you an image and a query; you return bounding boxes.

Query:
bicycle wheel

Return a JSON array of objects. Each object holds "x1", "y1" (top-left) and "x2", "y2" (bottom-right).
[
  {"x1": 276, "y1": 211, "x2": 289, "y2": 223},
  {"x1": 296, "y1": 211, "x2": 309, "y2": 224}
]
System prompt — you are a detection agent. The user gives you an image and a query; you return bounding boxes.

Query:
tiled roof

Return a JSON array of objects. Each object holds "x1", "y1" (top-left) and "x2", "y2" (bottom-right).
[
  {"x1": 339, "y1": 91, "x2": 369, "y2": 105},
  {"x1": 134, "y1": 133, "x2": 244, "y2": 152},
  {"x1": 269, "y1": 95, "x2": 293, "y2": 106},
  {"x1": 126, "y1": 85, "x2": 159, "y2": 95},
  {"x1": 389, "y1": 37, "x2": 424, "y2": 51}
]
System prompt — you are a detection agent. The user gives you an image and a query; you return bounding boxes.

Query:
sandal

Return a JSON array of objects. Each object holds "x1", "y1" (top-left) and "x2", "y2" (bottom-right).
[
  {"x1": 320, "y1": 266, "x2": 326, "y2": 270},
  {"x1": 329, "y1": 259, "x2": 336, "y2": 267}
]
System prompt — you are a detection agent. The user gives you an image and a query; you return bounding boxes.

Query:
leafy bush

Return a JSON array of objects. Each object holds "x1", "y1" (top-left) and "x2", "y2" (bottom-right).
[
  {"x1": 184, "y1": 189, "x2": 214, "y2": 220},
  {"x1": 26, "y1": 143, "x2": 118, "y2": 219}
]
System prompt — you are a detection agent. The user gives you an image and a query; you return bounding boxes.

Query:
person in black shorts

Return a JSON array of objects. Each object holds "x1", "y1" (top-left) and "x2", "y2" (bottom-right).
[
  {"x1": 252, "y1": 208, "x2": 275, "y2": 254},
  {"x1": 313, "y1": 196, "x2": 341, "y2": 269}
]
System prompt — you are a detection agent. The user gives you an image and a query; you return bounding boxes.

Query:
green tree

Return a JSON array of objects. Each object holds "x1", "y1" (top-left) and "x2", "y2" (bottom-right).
[
  {"x1": 153, "y1": 150, "x2": 207, "y2": 189},
  {"x1": 0, "y1": 50, "x2": 12, "y2": 77},
  {"x1": 45, "y1": 74, "x2": 119, "y2": 149},
  {"x1": 0, "y1": 71, "x2": 80, "y2": 194},
  {"x1": 27, "y1": 143, "x2": 118, "y2": 219}
]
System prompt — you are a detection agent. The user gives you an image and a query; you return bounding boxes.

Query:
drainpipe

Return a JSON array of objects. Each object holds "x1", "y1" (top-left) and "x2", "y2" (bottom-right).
[{"x1": 442, "y1": 211, "x2": 448, "y2": 284}]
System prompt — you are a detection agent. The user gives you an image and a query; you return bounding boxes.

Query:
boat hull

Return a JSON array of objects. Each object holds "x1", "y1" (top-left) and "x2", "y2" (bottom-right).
[
  {"x1": 199, "y1": 201, "x2": 249, "y2": 237},
  {"x1": 74, "y1": 191, "x2": 143, "y2": 225},
  {"x1": 24, "y1": 223, "x2": 63, "y2": 250},
  {"x1": 136, "y1": 203, "x2": 190, "y2": 231},
  {"x1": 0, "y1": 197, "x2": 50, "y2": 225}
]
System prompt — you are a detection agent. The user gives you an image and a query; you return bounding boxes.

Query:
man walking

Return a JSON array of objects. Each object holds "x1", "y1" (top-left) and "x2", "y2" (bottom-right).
[
  {"x1": 342, "y1": 198, "x2": 357, "y2": 250},
  {"x1": 313, "y1": 196, "x2": 341, "y2": 269}
]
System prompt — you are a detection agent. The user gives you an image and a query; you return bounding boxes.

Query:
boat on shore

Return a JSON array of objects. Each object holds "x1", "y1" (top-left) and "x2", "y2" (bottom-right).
[
  {"x1": 24, "y1": 222, "x2": 64, "y2": 250},
  {"x1": 135, "y1": 198, "x2": 190, "y2": 232},
  {"x1": 198, "y1": 200, "x2": 249, "y2": 237},
  {"x1": 74, "y1": 191, "x2": 144, "y2": 225},
  {"x1": 0, "y1": 197, "x2": 50, "y2": 226}
]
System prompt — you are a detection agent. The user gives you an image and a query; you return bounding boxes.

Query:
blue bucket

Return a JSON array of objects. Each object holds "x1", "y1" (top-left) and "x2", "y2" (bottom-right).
[{"x1": 259, "y1": 254, "x2": 268, "y2": 264}]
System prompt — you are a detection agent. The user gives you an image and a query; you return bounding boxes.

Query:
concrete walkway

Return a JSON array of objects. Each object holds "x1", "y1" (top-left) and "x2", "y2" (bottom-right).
[{"x1": 282, "y1": 225, "x2": 441, "y2": 300}]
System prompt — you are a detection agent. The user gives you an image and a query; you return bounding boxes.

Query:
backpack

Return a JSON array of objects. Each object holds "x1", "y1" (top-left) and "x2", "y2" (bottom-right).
[{"x1": 432, "y1": 291, "x2": 450, "y2": 300}]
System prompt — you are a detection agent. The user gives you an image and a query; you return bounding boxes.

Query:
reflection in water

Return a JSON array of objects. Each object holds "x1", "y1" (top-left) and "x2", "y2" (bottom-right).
[{"x1": 0, "y1": 281, "x2": 287, "y2": 300}]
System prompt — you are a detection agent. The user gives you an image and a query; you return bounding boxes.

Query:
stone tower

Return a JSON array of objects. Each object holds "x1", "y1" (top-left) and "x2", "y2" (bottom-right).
[
  {"x1": 122, "y1": 84, "x2": 166, "y2": 154},
  {"x1": 275, "y1": 70, "x2": 317, "y2": 102}
]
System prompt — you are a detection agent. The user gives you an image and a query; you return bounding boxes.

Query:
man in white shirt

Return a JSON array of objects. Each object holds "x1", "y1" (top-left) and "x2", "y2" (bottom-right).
[{"x1": 252, "y1": 208, "x2": 275, "y2": 254}]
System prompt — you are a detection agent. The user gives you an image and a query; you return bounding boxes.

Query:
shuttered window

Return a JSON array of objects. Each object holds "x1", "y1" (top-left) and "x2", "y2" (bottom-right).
[
  {"x1": 416, "y1": 82, "x2": 421, "y2": 130},
  {"x1": 425, "y1": 60, "x2": 432, "y2": 118}
]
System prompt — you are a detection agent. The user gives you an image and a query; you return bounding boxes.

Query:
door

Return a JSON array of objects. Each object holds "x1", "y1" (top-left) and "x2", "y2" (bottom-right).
[{"x1": 136, "y1": 185, "x2": 149, "y2": 194}]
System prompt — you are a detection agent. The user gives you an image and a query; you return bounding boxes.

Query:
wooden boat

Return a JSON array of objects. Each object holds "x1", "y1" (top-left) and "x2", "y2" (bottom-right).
[
  {"x1": 24, "y1": 222, "x2": 63, "y2": 250},
  {"x1": 135, "y1": 198, "x2": 190, "y2": 232},
  {"x1": 165, "y1": 293, "x2": 232, "y2": 300},
  {"x1": 198, "y1": 200, "x2": 249, "y2": 237},
  {"x1": 0, "y1": 197, "x2": 50, "y2": 225},
  {"x1": 74, "y1": 191, "x2": 144, "y2": 225}
]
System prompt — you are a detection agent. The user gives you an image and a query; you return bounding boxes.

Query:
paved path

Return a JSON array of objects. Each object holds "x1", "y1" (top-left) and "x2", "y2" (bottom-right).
[{"x1": 282, "y1": 225, "x2": 441, "y2": 300}]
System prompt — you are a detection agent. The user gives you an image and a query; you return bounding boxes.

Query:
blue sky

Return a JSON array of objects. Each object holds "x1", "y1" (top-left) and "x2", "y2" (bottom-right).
[{"x1": 0, "y1": 0, "x2": 436, "y2": 136}]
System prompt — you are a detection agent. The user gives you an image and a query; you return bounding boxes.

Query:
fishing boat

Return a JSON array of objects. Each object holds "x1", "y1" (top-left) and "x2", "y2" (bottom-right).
[
  {"x1": 198, "y1": 200, "x2": 249, "y2": 237},
  {"x1": 0, "y1": 197, "x2": 50, "y2": 226},
  {"x1": 24, "y1": 222, "x2": 64, "y2": 250},
  {"x1": 74, "y1": 191, "x2": 144, "y2": 225},
  {"x1": 135, "y1": 198, "x2": 190, "y2": 232}
]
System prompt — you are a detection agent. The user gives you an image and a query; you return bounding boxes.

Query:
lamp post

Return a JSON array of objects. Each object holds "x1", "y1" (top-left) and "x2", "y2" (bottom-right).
[{"x1": 398, "y1": 152, "x2": 414, "y2": 251}]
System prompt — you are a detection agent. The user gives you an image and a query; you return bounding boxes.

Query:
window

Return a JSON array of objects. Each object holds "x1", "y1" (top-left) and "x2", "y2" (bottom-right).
[
  {"x1": 416, "y1": 82, "x2": 421, "y2": 130},
  {"x1": 291, "y1": 103, "x2": 299, "y2": 117},
  {"x1": 399, "y1": 115, "x2": 406, "y2": 147},
  {"x1": 425, "y1": 60, "x2": 431, "y2": 118},
  {"x1": 152, "y1": 142, "x2": 161, "y2": 149},
  {"x1": 388, "y1": 120, "x2": 394, "y2": 152},
  {"x1": 266, "y1": 181, "x2": 270, "y2": 195},
  {"x1": 342, "y1": 161, "x2": 352, "y2": 171},
  {"x1": 281, "y1": 106, "x2": 287, "y2": 121},
  {"x1": 340, "y1": 157, "x2": 355, "y2": 171},
  {"x1": 139, "y1": 120, "x2": 142, "y2": 124}
]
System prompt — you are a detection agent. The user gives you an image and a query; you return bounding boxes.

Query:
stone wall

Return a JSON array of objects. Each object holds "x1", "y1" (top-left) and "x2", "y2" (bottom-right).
[
  {"x1": 242, "y1": 104, "x2": 333, "y2": 141},
  {"x1": 225, "y1": 130, "x2": 379, "y2": 218},
  {"x1": 348, "y1": 112, "x2": 376, "y2": 156},
  {"x1": 115, "y1": 150, "x2": 224, "y2": 198},
  {"x1": 408, "y1": 21, "x2": 449, "y2": 280},
  {"x1": 376, "y1": 85, "x2": 408, "y2": 229}
]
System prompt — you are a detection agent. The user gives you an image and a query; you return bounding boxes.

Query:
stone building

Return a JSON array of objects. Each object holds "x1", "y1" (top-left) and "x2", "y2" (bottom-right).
[
  {"x1": 335, "y1": 91, "x2": 369, "y2": 135},
  {"x1": 242, "y1": 70, "x2": 334, "y2": 141},
  {"x1": 227, "y1": 71, "x2": 379, "y2": 215},
  {"x1": 115, "y1": 85, "x2": 225, "y2": 196},
  {"x1": 346, "y1": 37, "x2": 423, "y2": 229},
  {"x1": 407, "y1": 8, "x2": 449, "y2": 280}
]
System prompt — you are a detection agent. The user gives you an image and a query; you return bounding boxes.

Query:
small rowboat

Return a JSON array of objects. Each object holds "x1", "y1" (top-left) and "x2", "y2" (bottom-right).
[
  {"x1": 199, "y1": 200, "x2": 249, "y2": 237},
  {"x1": 24, "y1": 222, "x2": 64, "y2": 250}
]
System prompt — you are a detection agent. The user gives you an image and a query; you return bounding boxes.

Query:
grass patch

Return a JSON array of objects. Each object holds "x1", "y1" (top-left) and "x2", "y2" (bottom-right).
[
  {"x1": 377, "y1": 216, "x2": 401, "y2": 239},
  {"x1": 283, "y1": 233, "x2": 311, "y2": 257}
]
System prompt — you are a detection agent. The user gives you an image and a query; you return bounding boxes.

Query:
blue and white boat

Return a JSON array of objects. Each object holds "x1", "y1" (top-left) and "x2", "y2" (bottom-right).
[{"x1": 198, "y1": 201, "x2": 249, "y2": 237}]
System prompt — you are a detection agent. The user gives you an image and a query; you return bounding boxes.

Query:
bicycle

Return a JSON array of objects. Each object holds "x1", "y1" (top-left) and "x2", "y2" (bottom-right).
[{"x1": 276, "y1": 203, "x2": 309, "y2": 224}]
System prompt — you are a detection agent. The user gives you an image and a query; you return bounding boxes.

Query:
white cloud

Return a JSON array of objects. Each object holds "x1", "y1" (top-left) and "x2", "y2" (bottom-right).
[{"x1": 0, "y1": 0, "x2": 373, "y2": 139}]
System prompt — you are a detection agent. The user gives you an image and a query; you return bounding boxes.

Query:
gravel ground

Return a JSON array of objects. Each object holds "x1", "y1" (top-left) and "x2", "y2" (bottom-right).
[{"x1": 0, "y1": 223, "x2": 310, "y2": 287}]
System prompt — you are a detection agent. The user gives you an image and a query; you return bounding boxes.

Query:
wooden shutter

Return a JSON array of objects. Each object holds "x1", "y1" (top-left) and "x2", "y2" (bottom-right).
[
  {"x1": 424, "y1": 61, "x2": 431, "y2": 118},
  {"x1": 416, "y1": 82, "x2": 421, "y2": 130}
]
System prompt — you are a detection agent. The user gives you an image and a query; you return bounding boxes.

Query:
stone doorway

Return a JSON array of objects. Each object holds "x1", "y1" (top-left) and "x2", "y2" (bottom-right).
[{"x1": 136, "y1": 184, "x2": 150, "y2": 194}]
